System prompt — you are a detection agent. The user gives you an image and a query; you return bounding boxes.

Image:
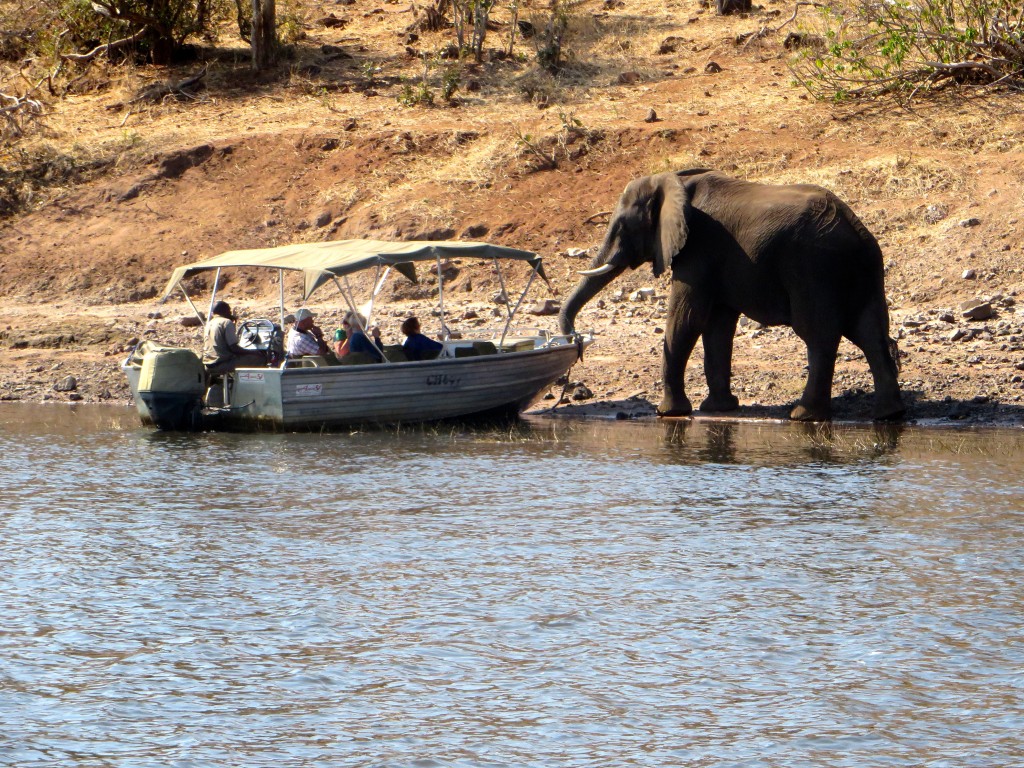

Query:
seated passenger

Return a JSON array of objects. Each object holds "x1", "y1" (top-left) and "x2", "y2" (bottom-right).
[
  {"x1": 286, "y1": 308, "x2": 329, "y2": 357},
  {"x1": 203, "y1": 300, "x2": 267, "y2": 375},
  {"x1": 339, "y1": 311, "x2": 384, "y2": 363},
  {"x1": 401, "y1": 316, "x2": 443, "y2": 361}
]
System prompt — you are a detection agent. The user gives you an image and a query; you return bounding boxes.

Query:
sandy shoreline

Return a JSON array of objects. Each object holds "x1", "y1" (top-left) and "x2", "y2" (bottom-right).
[{"x1": 4, "y1": 293, "x2": 1024, "y2": 429}]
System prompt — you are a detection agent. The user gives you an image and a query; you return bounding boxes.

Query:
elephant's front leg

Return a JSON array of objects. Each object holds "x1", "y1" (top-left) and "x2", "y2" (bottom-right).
[
  {"x1": 699, "y1": 306, "x2": 740, "y2": 413},
  {"x1": 658, "y1": 286, "x2": 706, "y2": 417}
]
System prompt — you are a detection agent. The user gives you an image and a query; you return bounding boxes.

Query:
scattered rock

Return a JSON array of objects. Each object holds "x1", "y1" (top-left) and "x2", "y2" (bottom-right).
[
  {"x1": 618, "y1": 71, "x2": 643, "y2": 85},
  {"x1": 960, "y1": 217, "x2": 982, "y2": 227},
  {"x1": 924, "y1": 204, "x2": 948, "y2": 224},
  {"x1": 716, "y1": 0, "x2": 751, "y2": 13},
  {"x1": 528, "y1": 299, "x2": 561, "y2": 316},
  {"x1": 658, "y1": 37, "x2": 687, "y2": 54},
  {"x1": 962, "y1": 268, "x2": 977, "y2": 280},
  {"x1": 180, "y1": 316, "x2": 203, "y2": 328},
  {"x1": 462, "y1": 224, "x2": 489, "y2": 238},
  {"x1": 960, "y1": 299, "x2": 993, "y2": 321},
  {"x1": 783, "y1": 32, "x2": 823, "y2": 50},
  {"x1": 705, "y1": 61, "x2": 723, "y2": 73},
  {"x1": 319, "y1": 13, "x2": 348, "y2": 27},
  {"x1": 571, "y1": 383, "x2": 593, "y2": 400},
  {"x1": 54, "y1": 376, "x2": 78, "y2": 392},
  {"x1": 643, "y1": 108, "x2": 658, "y2": 123},
  {"x1": 314, "y1": 211, "x2": 333, "y2": 228},
  {"x1": 629, "y1": 287, "x2": 657, "y2": 302}
]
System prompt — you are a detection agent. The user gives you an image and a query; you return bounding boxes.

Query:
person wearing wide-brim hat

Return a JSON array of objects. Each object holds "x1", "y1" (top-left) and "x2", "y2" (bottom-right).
[
  {"x1": 285, "y1": 307, "x2": 330, "y2": 358},
  {"x1": 202, "y1": 300, "x2": 267, "y2": 374}
]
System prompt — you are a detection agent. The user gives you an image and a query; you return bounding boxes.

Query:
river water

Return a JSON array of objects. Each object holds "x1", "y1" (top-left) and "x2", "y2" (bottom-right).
[{"x1": 1, "y1": 404, "x2": 1022, "y2": 767}]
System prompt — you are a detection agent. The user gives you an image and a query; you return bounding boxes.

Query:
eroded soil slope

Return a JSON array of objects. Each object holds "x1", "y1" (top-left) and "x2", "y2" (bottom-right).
[{"x1": 2, "y1": 0, "x2": 1023, "y2": 424}]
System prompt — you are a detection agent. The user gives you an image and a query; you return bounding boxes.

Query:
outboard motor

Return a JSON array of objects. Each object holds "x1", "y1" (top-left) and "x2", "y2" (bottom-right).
[{"x1": 138, "y1": 347, "x2": 206, "y2": 430}]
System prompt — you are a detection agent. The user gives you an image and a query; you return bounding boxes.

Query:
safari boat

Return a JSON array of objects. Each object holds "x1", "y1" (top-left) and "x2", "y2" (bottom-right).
[{"x1": 123, "y1": 239, "x2": 592, "y2": 430}]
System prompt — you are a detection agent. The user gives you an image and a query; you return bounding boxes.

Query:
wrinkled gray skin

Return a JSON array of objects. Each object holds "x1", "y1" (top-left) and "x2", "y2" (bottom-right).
[{"x1": 559, "y1": 170, "x2": 905, "y2": 421}]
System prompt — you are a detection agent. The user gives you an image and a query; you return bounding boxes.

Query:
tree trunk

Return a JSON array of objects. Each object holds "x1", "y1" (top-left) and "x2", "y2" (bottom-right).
[{"x1": 251, "y1": 0, "x2": 277, "y2": 71}]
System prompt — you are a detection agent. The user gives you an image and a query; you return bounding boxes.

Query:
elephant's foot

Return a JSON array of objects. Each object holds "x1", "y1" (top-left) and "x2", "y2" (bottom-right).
[
  {"x1": 872, "y1": 398, "x2": 907, "y2": 422},
  {"x1": 789, "y1": 402, "x2": 832, "y2": 422},
  {"x1": 657, "y1": 395, "x2": 693, "y2": 418},
  {"x1": 699, "y1": 393, "x2": 740, "y2": 413}
]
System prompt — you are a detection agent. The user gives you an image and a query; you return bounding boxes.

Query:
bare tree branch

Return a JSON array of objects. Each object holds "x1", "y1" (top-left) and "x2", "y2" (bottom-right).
[{"x1": 61, "y1": 27, "x2": 149, "y2": 63}]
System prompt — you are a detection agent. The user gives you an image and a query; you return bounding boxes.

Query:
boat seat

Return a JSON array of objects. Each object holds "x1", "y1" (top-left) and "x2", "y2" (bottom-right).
[
  {"x1": 498, "y1": 339, "x2": 535, "y2": 353},
  {"x1": 383, "y1": 344, "x2": 409, "y2": 363},
  {"x1": 285, "y1": 355, "x2": 329, "y2": 368},
  {"x1": 473, "y1": 341, "x2": 497, "y2": 355},
  {"x1": 339, "y1": 352, "x2": 379, "y2": 366}
]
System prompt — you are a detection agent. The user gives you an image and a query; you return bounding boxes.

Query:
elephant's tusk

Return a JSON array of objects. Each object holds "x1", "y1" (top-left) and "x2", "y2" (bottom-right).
[{"x1": 577, "y1": 263, "x2": 616, "y2": 277}]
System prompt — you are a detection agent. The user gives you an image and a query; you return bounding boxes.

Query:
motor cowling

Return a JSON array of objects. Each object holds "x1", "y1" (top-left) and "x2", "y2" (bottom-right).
[{"x1": 138, "y1": 347, "x2": 206, "y2": 430}]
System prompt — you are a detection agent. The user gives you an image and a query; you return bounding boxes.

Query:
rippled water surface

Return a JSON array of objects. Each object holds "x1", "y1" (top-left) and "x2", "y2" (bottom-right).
[{"x1": 2, "y1": 404, "x2": 1023, "y2": 767}]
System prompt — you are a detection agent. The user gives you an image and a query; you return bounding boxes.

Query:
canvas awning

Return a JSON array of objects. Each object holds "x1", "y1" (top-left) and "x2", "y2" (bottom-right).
[{"x1": 162, "y1": 239, "x2": 545, "y2": 301}]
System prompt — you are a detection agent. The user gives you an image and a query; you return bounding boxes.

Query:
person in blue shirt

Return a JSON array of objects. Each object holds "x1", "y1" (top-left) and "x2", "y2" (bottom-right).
[
  {"x1": 339, "y1": 311, "x2": 384, "y2": 363},
  {"x1": 401, "y1": 316, "x2": 443, "y2": 361}
]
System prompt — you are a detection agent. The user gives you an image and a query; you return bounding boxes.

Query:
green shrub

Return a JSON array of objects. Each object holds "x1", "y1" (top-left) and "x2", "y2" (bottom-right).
[
  {"x1": 3, "y1": 0, "x2": 233, "y2": 66},
  {"x1": 790, "y1": 0, "x2": 1024, "y2": 100}
]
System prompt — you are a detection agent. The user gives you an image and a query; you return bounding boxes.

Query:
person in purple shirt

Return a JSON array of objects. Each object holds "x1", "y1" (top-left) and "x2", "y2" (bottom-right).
[{"x1": 401, "y1": 316, "x2": 443, "y2": 361}]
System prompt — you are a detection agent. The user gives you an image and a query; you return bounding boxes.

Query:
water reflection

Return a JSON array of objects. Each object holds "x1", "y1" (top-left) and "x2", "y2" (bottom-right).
[{"x1": 1, "y1": 404, "x2": 1023, "y2": 767}]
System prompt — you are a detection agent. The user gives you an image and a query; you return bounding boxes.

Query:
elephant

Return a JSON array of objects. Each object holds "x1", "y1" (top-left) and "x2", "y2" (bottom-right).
[{"x1": 558, "y1": 169, "x2": 905, "y2": 422}]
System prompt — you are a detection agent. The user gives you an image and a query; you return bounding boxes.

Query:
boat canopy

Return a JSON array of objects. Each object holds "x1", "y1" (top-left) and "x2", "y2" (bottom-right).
[{"x1": 162, "y1": 239, "x2": 545, "y2": 301}]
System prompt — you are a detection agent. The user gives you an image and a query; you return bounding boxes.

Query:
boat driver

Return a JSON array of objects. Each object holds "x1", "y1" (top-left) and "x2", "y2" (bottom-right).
[{"x1": 203, "y1": 301, "x2": 267, "y2": 374}]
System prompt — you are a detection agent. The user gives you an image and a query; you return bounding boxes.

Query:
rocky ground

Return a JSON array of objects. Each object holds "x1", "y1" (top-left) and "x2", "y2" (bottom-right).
[
  {"x1": 1, "y1": 0, "x2": 1023, "y2": 427},
  {"x1": 3, "y1": 275, "x2": 1024, "y2": 427}
]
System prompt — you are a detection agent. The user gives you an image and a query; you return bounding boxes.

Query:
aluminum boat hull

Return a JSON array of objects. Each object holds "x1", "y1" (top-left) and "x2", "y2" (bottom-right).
[{"x1": 124, "y1": 343, "x2": 582, "y2": 430}]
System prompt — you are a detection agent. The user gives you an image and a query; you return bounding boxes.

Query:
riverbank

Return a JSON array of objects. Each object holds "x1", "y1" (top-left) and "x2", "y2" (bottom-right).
[
  {"x1": 2, "y1": 2, "x2": 1021, "y2": 427},
  {"x1": 3, "y1": 286, "x2": 1024, "y2": 428}
]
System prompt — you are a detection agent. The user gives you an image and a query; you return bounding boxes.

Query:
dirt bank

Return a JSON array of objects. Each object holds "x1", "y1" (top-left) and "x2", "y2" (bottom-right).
[{"x1": 1, "y1": 0, "x2": 1022, "y2": 427}]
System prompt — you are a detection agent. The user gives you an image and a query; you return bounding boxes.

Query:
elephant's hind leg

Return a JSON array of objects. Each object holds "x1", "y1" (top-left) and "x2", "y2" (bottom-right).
[
  {"x1": 699, "y1": 306, "x2": 740, "y2": 413},
  {"x1": 848, "y1": 315, "x2": 906, "y2": 421}
]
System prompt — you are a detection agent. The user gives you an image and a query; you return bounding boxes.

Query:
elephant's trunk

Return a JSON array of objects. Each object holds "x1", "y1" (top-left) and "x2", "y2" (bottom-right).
[{"x1": 558, "y1": 262, "x2": 627, "y2": 334}]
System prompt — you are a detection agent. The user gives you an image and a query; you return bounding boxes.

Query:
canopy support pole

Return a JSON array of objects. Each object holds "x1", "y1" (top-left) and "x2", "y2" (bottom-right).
[
  {"x1": 179, "y1": 284, "x2": 204, "y2": 328},
  {"x1": 493, "y1": 257, "x2": 512, "y2": 322},
  {"x1": 278, "y1": 269, "x2": 286, "y2": 329},
  {"x1": 335, "y1": 276, "x2": 360, "y2": 320},
  {"x1": 206, "y1": 268, "x2": 223, "y2": 329},
  {"x1": 435, "y1": 253, "x2": 449, "y2": 340},
  {"x1": 333, "y1": 275, "x2": 391, "y2": 363},
  {"x1": 500, "y1": 264, "x2": 538, "y2": 347}
]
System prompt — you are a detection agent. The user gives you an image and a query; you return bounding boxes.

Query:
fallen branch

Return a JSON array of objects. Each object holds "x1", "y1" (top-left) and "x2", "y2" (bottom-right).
[
  {"x1": 741, "y1": 1, "x2": 828, "y2": 50},
  {"x1": 925, "y1": 59, "x2": 1007, "y2": 82},
  {"x1": 1, "y1": 90, "x2": 45, "y2": 139},
  {"x1": 61, "y1": 27, "x2": 149, "y2": 63},
  {"x1": 106, "y1": 64, "x2": 209, "y2": 111}
]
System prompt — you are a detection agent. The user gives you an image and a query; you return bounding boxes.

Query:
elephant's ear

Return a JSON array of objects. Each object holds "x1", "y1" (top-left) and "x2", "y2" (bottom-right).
[{"x1": 653, "y1": 172, "x2": 689, "y2": 278}]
